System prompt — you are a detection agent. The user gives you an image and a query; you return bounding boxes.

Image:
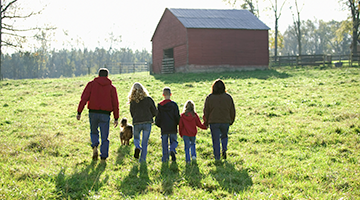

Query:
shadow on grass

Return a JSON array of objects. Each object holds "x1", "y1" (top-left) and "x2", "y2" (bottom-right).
[
  {"x1": 152, "y1": 69, "x2": 291, "y2": 84},
  {"x1": 116, "y1": 145, "x2": 131, "y2": 165},
  {"x1": 210, "y1": 161, "x2": 252, "y2": 194},
  {"x1": 118, "y1": 162, "x2": 150, "y2": 197},
  {"x1": 184, "y1": 161, "x2": 203, "y2": 188},
  {"x1": 160, "y1": 161, "x2": 180, "y2": 195},
  {"x1": 55, "y1": 161, "x2": 108, "y2": 199}
]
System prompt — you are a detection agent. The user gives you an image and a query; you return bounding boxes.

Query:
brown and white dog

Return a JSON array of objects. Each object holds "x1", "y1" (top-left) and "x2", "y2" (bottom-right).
[{"x1": 120, "y1": 118, "x2": 133, "y2": 145}]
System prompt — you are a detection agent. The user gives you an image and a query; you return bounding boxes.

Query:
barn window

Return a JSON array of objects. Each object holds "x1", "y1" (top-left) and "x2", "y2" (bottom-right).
[{"x1": 163, "y1": 48, "x2": 174, "y2": 59}]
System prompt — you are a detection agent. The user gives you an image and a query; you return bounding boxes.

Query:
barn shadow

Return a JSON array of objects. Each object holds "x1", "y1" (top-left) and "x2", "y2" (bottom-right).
[{"x1": 152, "y1": 69, "x2": 291, "y2": 84}]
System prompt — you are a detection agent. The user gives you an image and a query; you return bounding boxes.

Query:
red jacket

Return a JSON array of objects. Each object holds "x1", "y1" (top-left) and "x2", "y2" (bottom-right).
[
  {"x1": 179, "y1": 112, "x2": 207, "y2": 137},
  {"x1": 77, "y1": 76, "x2": 119, "y2": 119}
]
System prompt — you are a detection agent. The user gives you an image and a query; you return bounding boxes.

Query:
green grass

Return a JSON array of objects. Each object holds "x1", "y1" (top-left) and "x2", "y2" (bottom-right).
[{"x1": 0, "y1": 66, "x2": 359, "y2": 199}]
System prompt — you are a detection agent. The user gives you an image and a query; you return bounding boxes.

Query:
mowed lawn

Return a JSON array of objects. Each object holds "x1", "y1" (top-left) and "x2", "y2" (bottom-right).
[{"x1": 0, "y1": 66, "x2": 359, "y2": 199}]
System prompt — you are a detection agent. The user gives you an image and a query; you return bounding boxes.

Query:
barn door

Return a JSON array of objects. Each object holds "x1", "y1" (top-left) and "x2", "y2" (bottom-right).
[{"x1": 162, "y1": 48, "x2": 174, "y2": 74}]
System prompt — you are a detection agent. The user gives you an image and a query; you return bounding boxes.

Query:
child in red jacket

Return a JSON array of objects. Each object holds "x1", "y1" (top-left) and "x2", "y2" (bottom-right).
[{"x1": 179, "y1": 100, "x2": 207, "y2": 163}]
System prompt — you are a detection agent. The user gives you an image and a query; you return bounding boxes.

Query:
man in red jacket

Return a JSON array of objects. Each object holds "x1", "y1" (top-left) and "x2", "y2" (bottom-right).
[{"x1": 77, "y1": 68, "x2": 119, "y2": 162}]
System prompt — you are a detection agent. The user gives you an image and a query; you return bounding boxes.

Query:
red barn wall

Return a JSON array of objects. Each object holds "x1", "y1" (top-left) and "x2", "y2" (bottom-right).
[
  {"x1": 176, "y1": 28, "x2": 269, "y2": 72},
  {"x1": 151, "y1": 9, "x2": 188, "y2": 74}
]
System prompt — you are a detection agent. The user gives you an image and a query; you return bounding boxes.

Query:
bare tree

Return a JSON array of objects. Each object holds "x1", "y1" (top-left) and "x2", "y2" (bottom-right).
[
  {"x1": 269, "y1": 0, "x2": 287, "y2": 60},
  {"x1": 291, "y1": 0, "x2": 302, "y2": 55},
  {"x1": 0, "y1": 0, "x2": 44, "y2": 80}
]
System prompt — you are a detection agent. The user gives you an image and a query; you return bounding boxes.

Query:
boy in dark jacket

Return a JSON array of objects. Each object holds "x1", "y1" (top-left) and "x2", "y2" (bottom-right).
[{"x1": 155, "y1": 87, "x2": 180, "y2": 162}]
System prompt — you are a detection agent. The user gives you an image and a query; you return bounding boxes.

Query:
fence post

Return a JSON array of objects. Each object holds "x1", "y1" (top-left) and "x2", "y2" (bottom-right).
[
  {"x1": 133, "y1": 64, "x2": 135, "y2": 73},
  {"x1": 296, "y1": 55, "x2": 299, "y2": 66},
  {"x1": 278, "y1": 56, "x2": 281, "y2": 66},
  {"x1": 119, "y1": 63, "x2": 122, "y2": 74}
]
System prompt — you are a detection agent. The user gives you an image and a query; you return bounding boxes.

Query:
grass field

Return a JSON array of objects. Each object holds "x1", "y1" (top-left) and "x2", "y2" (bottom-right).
[{"x1": 0, "y1": 66, "x2": 359, "y2": 199}]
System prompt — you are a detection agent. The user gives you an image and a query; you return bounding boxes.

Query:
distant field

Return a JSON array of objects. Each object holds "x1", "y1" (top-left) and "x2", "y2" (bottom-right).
[{"x1": 0, "y1": 66, "x2": 359, "y2": 199}]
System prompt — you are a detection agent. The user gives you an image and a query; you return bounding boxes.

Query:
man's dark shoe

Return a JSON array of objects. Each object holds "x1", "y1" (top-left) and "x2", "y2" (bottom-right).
[
  {"x1": 134, "y1": 148, "x2": 140, "y2": 159},
  {"x1": 222, "y1": 150, "x2": 227, "y2": 160},
  {"x1": 100, "y1": 157, "x2": 106, "y2": 163},
  {"x1": 170, "y1": 151, "x2": 176, "y2": 161},
  {"x1": 92, "y1": 146, "x2": 98, "y2": 161}
]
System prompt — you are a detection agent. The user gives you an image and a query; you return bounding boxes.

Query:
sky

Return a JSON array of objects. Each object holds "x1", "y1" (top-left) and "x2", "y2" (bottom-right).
[{"x1": 11, "y1": 0, "x2": 349, "y2": 53}]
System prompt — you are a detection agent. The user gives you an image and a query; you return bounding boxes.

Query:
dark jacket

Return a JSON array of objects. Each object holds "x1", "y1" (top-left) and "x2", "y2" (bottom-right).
[
  {"x1": 77, "y1": 76, "x2": 119, "y2": 120},
  {"x1": 203, "y1": 93, "x2": 235, "y2": 126},
  {"x1": 130, "y1": 96, "x2": 157, "y2": 125},
  {"x1": 155, "y1": 99, "x2": 180, "y2": 134}
]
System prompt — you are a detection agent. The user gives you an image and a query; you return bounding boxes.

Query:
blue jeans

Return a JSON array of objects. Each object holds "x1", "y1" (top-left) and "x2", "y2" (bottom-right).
[
  {"x1": 183, "y1": 136, "x2": 196, "y2": 162},
  {"x1": 133, "y1": 123, "x2": 152, "y2": 162},
  {"x1": 161, "y1": 133, "x2": 178, "y2": 162},
  {"x1": 210, "y1": 123, "x2": 229, "y2": 160},
  {"x1": 89, "y1": 112, "x2": 110, "y2": 159}
]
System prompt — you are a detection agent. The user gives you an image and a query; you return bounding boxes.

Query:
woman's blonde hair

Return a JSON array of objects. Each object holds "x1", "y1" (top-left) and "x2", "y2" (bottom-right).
[
  {"x1": 128, "y1": 82, "x2": 149, "y2": 103},
  {"x1": 183, "y1": 100, "x2": 196, "y2": 117}
]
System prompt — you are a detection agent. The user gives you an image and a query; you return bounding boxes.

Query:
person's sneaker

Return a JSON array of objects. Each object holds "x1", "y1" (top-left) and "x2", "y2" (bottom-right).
[
  {"x1": 222, "y1": 150, "x2": 227, "y2": 160},
  {"x1": 134, "y1": 148, "x2": 140, "y2": 159},
  {"x1": 192, "y1": 156, "x2": 196, "y2": 161},
  {"x1": 170, "y1": 151, "x2": 176, "y2": 161},
  {"x1": 92, "y1": 146, "x2": 98, "y2": 161},
  {"x1": 100, "y1": 157, "x2": 106, "y2": 163}
]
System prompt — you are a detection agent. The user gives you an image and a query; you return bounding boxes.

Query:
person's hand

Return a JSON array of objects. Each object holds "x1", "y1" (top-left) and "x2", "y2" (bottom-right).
[
  {"x1": 76, "y1": 114, "x2": 81, "y2": 120},
  {"x1": 114, "y1": 120, "x2": 118, "y2": 128}
]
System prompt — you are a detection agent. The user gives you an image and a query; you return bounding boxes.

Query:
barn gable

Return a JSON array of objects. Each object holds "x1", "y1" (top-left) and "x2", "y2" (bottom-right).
[{"x1": 151, "y1": 8, "x2": 270, "y2": 74}]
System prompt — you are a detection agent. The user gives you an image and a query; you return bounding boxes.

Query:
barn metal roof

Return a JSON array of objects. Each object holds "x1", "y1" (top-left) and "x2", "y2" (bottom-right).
[{"x1": 168, "y1": 8, "x2": 270, "y2": 30}]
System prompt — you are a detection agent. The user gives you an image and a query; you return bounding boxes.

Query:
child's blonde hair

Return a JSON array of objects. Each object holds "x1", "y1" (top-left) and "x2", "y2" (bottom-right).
[
  {"x1": 183, "y1": 100, "x2": 196, "y2": 117},
  {"x1": 128, "y1": 82, "x2": 149, "y2": 103}
]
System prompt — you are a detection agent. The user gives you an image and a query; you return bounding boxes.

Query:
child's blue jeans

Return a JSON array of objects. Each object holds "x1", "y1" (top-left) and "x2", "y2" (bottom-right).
[
  {"x1": 161, "y1": 133, "x2": 178, "y2": 162},
  {"x1": 133, "y1": 123, "x2": 152, "y2": 162},
  {"x1": 183, "y1": 135, "x2": 196, "y2": 162}
]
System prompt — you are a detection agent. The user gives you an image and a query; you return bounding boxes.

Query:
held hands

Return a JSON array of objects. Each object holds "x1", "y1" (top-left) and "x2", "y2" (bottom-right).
[{"x1": 76, "y1": 114, "x2": 81, "y2": 120}]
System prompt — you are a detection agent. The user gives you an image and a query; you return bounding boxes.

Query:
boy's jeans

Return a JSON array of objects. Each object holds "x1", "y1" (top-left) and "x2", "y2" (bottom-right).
[
  {"x1": 183, "y1": 135, "x2": 196, "y2": 162},
  {"x1": 89, "y1": 112, "x2": 110, "y2": 159},
  {"x1": 161, "y1": 133, "x2": 178, "y2": 162},
  {"x1": 133, "y1": 123, "x2": 152, "y2": 162},
  {"x1": 210, "y1": 123, "x2": 229, "y2": 160}
]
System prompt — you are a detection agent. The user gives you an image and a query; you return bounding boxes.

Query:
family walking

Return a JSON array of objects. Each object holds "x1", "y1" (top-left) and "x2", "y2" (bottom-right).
[{"x1": 76, "y1": 68, "x2": 235, "y2": 163}]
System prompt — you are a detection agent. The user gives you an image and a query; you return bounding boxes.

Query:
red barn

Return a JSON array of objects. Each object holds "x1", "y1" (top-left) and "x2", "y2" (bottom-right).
[{"x1": 151, "y1": 8, "x2": 270, "y2": 74}]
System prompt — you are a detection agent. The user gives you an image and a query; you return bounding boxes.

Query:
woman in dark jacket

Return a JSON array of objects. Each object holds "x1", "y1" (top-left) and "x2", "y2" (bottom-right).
[
  {"x1": 203, "y1": 79, "x2": 235, "y2": 161},
  {"x1": 128, "y1": 82, "x2": 157, "y2": 162}
]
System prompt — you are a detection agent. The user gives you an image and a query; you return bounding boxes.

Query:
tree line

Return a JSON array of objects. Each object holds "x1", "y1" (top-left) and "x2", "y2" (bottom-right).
[
  {"x1": 226, "y1": 0, "x2": 358, "y2": 58},
  {"x1": 1, "y1": 48, "x2": 151, "y2": 79},
  {"x1": 271, "y1": 19, "x2": 351, "y2": 56}
]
